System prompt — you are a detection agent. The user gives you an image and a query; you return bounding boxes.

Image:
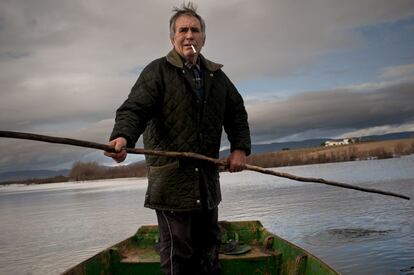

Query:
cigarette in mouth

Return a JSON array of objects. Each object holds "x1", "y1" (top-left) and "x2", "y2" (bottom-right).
[{"x1": 191, "y1": 45, "x2": 197, "y2": 54}]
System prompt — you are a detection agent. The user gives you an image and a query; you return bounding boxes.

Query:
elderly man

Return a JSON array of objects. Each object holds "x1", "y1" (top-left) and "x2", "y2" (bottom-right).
[{"x1": 105, "y1": 2, "x2": 251, "y2": 274}]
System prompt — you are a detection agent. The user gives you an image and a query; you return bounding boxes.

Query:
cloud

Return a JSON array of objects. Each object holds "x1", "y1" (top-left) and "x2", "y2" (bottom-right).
[
  {"x1": 0, "y1": 71, "x2": 131, "y2": 131},
  {"x1": 338, "y1": 122, "x2": 414, "y2": 138},
  {"x1": 0, "y1": 119, "x2": 144, "y2": 173},
  {"x1": 247, "y1": 81, "x2": 414, "y2": 143},
  {"x1": 381, "y1": 63, "x2": 414, "y2": 80},
  {"x1": 202, "y1": 0, "x2": 414, "y2": 80}
]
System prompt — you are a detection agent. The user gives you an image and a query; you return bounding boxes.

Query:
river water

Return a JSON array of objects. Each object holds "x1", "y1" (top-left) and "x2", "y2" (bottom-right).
[{"x1": 0, "y1": 156, "x2": 413, "y2": 275}]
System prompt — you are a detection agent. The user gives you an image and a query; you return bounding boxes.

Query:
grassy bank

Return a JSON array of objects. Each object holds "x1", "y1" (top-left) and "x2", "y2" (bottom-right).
[
  {"x1": 247, "y1": 138, "x2": 414, "y2": 168},
  {"x1": 2, "y1": 138, "x2": 414, "y2": 185}
]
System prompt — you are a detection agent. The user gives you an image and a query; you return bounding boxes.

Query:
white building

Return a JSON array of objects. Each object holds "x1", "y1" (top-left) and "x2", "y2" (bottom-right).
[{"x1": 323, "y1": 138, "x2": 352, "y2": 147}]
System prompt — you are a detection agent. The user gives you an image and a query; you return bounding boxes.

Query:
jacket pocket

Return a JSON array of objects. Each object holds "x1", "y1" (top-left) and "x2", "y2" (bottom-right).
[
  {"x1": 147, "y1": 161, "x2": 197, "y2": 209},
  {"x1": 149, "y1": 161, "x2": 179, "y2": 173}
]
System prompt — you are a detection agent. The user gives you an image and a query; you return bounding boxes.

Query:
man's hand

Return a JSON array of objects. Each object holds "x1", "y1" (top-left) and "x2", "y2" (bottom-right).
[
  {"x1": 227, "y1": 149, "x2": 246, "y2": 172},
  {"x1": 104, "y1": 137, "x2": 127, "y2": 163}
]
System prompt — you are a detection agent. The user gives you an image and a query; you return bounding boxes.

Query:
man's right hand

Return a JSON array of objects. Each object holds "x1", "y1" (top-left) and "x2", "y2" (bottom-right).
[{"x1": 104, "y1": 137, "x2": 128, "y2": 163}]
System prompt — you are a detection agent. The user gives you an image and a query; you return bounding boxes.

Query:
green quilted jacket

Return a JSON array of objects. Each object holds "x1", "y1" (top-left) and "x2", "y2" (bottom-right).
[{"x1": 110, "y1": 49, "x2": 251, "y2": 211}]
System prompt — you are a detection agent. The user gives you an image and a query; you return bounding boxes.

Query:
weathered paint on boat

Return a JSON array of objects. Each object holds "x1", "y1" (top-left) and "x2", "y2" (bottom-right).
[{"x1": 63, "y1": 220, "x2": 340, "y2": 275}]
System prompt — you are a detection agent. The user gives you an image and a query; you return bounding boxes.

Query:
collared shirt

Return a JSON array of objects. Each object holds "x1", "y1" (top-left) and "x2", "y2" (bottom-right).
[{"x1": 184, "y1": 58, "x2": 204, "y2": 99}]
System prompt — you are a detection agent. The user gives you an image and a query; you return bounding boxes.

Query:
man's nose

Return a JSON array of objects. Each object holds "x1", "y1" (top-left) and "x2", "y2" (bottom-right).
[{"x1": 185, "y1": 30, "x2": 194, "y2": 38}]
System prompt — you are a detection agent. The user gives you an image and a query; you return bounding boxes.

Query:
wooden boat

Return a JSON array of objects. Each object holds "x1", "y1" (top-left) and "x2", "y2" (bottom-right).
[{"x1": 63, "y1": 220, "x2": 339, "y2": 275}]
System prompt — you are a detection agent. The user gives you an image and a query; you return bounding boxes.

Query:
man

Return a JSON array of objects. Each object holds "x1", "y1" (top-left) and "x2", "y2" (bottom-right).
[{"x1": 105, "y1": 2, "x2": 250, "y2": 274}]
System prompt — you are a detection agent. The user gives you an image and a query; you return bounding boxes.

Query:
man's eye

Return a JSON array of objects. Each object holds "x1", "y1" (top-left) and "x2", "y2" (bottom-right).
[
  {"x1": 191, "y1": 28, "x2": 200, "y2": 32},
  {"x1": 179, "y1": 28, "x2": 188, "y2": 33}
]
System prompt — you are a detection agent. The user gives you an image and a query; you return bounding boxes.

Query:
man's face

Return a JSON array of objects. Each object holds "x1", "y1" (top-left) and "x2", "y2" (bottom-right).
[{"x1": 171, "y1": 15, "x2": 205, "y2": 62}]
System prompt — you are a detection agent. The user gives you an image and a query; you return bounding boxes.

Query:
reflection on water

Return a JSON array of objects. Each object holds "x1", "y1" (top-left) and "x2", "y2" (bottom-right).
[
  {"x1": 0, "y1": 155, "x2": 413, "y2": 275},
  {"x1": 304, "y1": 228, "x2": 394, "y2": 245}
]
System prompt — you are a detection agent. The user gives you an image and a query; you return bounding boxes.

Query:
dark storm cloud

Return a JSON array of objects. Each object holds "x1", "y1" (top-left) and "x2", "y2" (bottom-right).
[{"x1": 248, "y1": 81, "x2": 414, "y2": 143}]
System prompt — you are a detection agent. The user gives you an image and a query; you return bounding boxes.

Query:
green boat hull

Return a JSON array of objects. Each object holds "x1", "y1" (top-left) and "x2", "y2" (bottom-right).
[{"x1": 63, "y1": 221, "x2": 339, "y2": 275}]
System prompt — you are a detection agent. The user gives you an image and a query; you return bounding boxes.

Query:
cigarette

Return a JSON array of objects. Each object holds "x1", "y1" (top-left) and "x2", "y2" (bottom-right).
[{"x1": 191, "y1": 45, "x2": 197, "y2": 54}]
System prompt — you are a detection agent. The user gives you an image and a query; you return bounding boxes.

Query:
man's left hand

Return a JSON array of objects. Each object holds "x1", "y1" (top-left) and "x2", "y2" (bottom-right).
[{"x1": 227, "y1": 149, "x2": 246, "y2": 172}]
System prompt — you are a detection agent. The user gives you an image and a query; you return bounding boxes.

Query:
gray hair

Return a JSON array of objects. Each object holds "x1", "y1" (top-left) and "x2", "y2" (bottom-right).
[{"x1": 169, "y1": 2, "x2": 206, "y2": 39}]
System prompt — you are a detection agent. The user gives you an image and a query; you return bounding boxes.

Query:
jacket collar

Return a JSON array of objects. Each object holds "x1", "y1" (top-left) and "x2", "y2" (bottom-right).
[{"x1": 166, "y1": 49, "x2": 223, "y2": 72}]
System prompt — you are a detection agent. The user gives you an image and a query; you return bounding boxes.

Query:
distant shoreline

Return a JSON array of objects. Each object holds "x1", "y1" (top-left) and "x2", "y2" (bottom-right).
[
  {"x1": 1, "y1": 137, "x2": 413, "y2": 186},
  {"x1": 247, "y1": 137, "x2": 414, "y2": 168}
]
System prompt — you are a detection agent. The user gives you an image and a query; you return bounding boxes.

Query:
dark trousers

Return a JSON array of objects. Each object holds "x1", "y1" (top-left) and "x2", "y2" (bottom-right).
[{"x1": 156, "y1": 208, "x2": 222, "y2": 275}]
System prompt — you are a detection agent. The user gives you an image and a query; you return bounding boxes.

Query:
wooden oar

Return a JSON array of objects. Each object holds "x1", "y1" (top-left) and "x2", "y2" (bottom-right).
[{"x1": 0, "y1": 130, "x2": 410, "y2": 200}]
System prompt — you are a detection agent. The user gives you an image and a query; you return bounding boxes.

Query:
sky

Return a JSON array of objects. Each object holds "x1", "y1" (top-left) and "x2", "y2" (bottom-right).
[{"x1": 1, "y1": 0, "x2": 414, "y2": 173}]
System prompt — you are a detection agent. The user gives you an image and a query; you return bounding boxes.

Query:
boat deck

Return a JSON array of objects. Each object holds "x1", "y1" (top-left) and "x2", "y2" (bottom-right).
[
  {"x1": 120, "y1": 244, "x2": 278, "y2": 263},
  {"x1": 115, "y1": 242, "x2": 282, "y2": 275},
  {"x1": 120, "y1": 246, "x2": 159, "y2": 263}
]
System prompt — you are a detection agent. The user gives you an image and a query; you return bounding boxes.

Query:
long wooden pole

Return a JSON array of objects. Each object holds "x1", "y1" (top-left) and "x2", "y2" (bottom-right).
[{"x1": 0, "y1": 130, "x2": 410, "y2": 200}]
